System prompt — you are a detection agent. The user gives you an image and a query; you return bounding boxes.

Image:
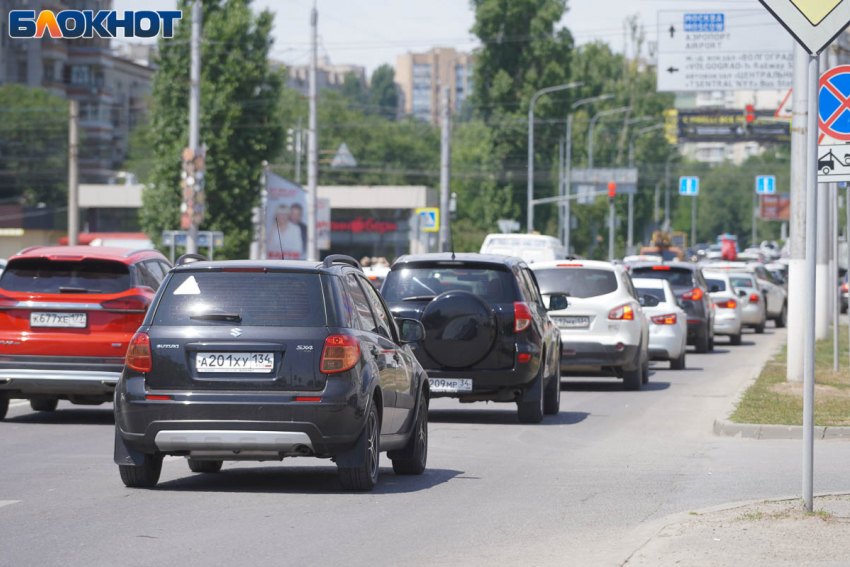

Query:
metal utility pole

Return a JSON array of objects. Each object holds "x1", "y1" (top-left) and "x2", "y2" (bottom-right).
[
  {"x1": 185, "y1": 0, "x2": 202, "y2": 255},
  {"x1": 629, "y1": 123, "x2": 663, "y2": 255},
  {"x1": 847, "y1": 184, "x2": 850, "y2": 366},
  {"x1": 558, "y1": 137, "x2": 564, "y2": 246},
  {"x1": 833, "y1": 183, "x2": 840, "y2": 372},
  {"x1": 306, "y1": 2, "x2": 319, "y2": 261},
  {"x1": 654, "y1": 181, "x2": 660, "y2": 228},
  {"x1": 295, "y1": 117, "x2": 302, "y2": 184},
  {"x1": 664, "y1": 154, "x2": 676, "y2": 231},
  {"x1": 67, "y1": 99, "x2": 79, "y2": 246},
  {"x1": 439, "y1": 86, "x2": 452, "y2": 252},
  {"x1": 588, "y1": 106, "x2": 630, "y2": 170},
  {"x1": 802, "y1": 52, "x2": 819, "y2": 514},
  {"x1": 816, "y1": 50, "x2": 831, "y2": 340},
  {"x1": 608, "y1": 192, "x2": 615, "y2": 261},
  {"x1": 526, "y1": 82, "x2": 583, "y2": 233},
  {"x1": 788, "y1": 43, "x2": 809, "y2": 383},
  {"x1": 752, "y1": 190, "x2": 759, "y2": 246}
]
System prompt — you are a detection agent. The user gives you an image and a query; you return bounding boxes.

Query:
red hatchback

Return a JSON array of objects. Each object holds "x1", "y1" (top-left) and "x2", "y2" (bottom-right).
[{"x1": 0, "y1": 246, "x2": 171, "y2": 419}]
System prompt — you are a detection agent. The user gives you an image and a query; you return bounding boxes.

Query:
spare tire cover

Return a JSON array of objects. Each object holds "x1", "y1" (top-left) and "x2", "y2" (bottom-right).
[{"x1": 421, "y1": 290, "x2": 497, "y2": 368}]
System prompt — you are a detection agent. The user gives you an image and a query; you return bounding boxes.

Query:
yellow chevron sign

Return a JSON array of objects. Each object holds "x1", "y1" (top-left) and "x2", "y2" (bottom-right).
[{"x1": 790, "y1": 0, "x2": 843, "y2": 25}]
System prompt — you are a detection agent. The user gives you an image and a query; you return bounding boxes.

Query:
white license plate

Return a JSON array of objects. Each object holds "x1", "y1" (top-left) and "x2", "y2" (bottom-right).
[
  {"x1": 30, "y1": 312, "x2": 87, "y2": 328},
  {"x1": 554, "y1": 316, "x2": 590, "y2": 329},
  {"x1": 429, "y1": 378, "x2": 473, "y2": 393},
  {"x1": 196, "y1": 352, "x2": 274, "y2": 373}
]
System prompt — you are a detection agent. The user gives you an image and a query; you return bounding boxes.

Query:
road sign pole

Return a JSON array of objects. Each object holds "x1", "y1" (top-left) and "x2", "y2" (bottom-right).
[
  {"x1": 803, "y1": 53, "x2": 819, "y2": 514},
  {"x1": 691, "y1": 194, "x2": 697, "y2": 251},
  {"x1": 564, "y1": 115, "x2": 573, "y2": 252},
  {"x1": 833, "y1": 183, "x2": 840, "y2": 372},
  {"x1": 608, "y1": 198, "x2": 615, "y2": 261},
  {"x1": 753, "y1": 188, "x2": 758, "y2": 246}
]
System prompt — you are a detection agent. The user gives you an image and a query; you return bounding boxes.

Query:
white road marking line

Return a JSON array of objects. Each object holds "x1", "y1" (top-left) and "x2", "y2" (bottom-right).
[{"x1": 0, "y1": 501, "x2": 21, "y2": 509}]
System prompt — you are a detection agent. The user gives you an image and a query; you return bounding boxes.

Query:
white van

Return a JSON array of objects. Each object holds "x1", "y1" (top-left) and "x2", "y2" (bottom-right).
[{"x1": 479, "y1": 233, "x2": 567, "y2": 264}]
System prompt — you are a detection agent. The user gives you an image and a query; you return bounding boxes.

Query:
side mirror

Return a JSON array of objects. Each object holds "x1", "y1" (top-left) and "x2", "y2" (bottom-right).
[
  {"x1": 548, "y1": 294, "x2": 569, "y2": 311},
  {"x1": 397, "y1": 318, "x2": 425, "y2": 344},
  {"x1": 737, "y1": 289, "x2": 747, "y2": 298}
]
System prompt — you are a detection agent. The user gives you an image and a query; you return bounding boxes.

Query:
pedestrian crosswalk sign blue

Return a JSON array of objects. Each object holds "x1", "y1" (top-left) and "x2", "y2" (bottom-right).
[
  {"x1": 755, "y1": 175, "x2": 776, "y2": 195},
  {"x1": 679, "y1": 176, "x2": 699, "y2": 196},
  {"x1": 416, "y1": 207, "x2": 440, "y2": 233}
]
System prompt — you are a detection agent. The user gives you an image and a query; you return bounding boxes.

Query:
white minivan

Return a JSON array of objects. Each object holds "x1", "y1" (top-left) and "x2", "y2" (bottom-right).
[{"x1": 480, "y1": 234, "x2": 567, "y2": 264}]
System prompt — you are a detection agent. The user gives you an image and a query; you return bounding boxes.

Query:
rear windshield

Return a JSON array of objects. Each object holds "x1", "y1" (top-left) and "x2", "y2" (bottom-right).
[
  {"x1": 0, "y1": 258, "x2": 131, "y2": 294},
  {"x1": 634, "y1": 287, "x2": 665, "y2": 303},
  {"x1": 382, "y1": 266, "x2": 516, "y2": 303},
  {"x1": 533, "y1": 268, "x2": 618, "y2": 299},
  {"x1": 631, "y1": 267, "x2": 695, "y2": 288},
  {"x1": 705, "y1": 278, "x2": 726, "y2": 292},
  {"x1": 153, "y1": 272, "x2": 326, "y2": 327},
  {"x1": 730, "y1": 275, "x2": 756, "y2": 289}
]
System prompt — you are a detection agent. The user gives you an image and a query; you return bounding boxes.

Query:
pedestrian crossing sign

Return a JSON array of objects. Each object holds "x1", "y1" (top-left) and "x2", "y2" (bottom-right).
[{"x1": 416, "y1": 207, "x2": 440, "y2": 232}]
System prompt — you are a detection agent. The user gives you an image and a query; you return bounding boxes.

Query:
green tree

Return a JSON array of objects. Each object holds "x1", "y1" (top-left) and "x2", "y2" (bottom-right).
[
  {"x1": 368, "y1": 64, "x2": 399, "y2": 119},
  {"x1": 140, "y1": 0, "x2": 283, "y2": 259},
  {"x1": 340, "y1": 71, "x2": 368, "y2": 108},
  {"x1": 0, "y1": 85, "x2": 67, "y2": 206}
]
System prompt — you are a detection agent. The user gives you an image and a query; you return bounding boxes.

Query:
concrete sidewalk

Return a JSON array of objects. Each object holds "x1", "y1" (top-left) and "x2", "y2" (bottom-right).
[{"x1": 624, "y1": 495, "x2": 850, "y2": 566}]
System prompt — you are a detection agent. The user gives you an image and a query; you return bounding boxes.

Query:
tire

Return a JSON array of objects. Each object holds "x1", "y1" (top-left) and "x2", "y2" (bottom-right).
[
  {"x1": 0, "y1": 397, "x2": 7, "y2": 420},
  {"x1": 517, "y1": 368, "x2": 545, "y2": 424},
  {"x1": 30, "y1": 398, "x2": 58, "y2": 412},
  {"x1": 670, "y1": 350, "x2": 686, "y2": 370},
  {"x1": 774, "y1": 303, "x2": 787, "y2": 328},
  {"x1": 623, "y1": 349, "x2": 643, "y2": 391},
  {"x1": 391, "y1": 398, "x2": 428, "y2": 475},
  {"x1": 695, "y1": 331, "x2": 710, "y2": 354},
  {"x1": 543, "y1": 359, "x2": 561, "y2": 416},
  {"x1": 730, "y1": 332, "x2": 743, "y2": 346},
  {"x1": 338, "y1": 403, "x2": 380, "y2": 491},
  {"x1": 187, "y1": 459, "x2": 223, "y2": 473},
  {"x1": 641, "y1": 359, "x2": 650, "y2": 385},
  {"x1": 118, "y1": 454, "x2": 163, "y2": 488},
  {"x1": 708, "y1": 332, "x2": 715, "y2": 352},
  {"x1": 754, "y1": 322, "x2": 765, "y2": 334}
]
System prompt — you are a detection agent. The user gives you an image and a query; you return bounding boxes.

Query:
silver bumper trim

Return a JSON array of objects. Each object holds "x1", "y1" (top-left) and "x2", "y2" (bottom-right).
[
  {"x1": 0, "y1": 369, "x2": 120, "y2": 383},
  {"x1": 154, "y1": 430, "x2": 314, "y2": 452}
]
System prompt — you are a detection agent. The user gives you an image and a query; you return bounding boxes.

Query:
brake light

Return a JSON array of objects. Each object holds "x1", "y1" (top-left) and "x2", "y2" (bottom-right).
[
  {"x1": 609, "y1": 303, "x2": 635, "y2": 320},
  {"x1": 842, "y1": 283, "x2": 848, "y2": 292},
  {"x1": 146, "y1": 395, "x2": 170, "y2": 401},
  {"x1": 101, "y1": 295, "x2": 151, "y2": 313},
  {"x1": 0, "y1": 294, "x2": 17, "y2": 308},
  {"x1": 295, "y1": 396, "x2": 322, "y2": 402},
  {"x1": 514, "y1": 302, "x2": 532, "y2": 332},
  {"x1": 557, "y1": 263, "x2": 583, "y2": 267},
  {"x1": 320, "y1": 335, "x2": 360, "y2": 374},
  {"x1": 126, "y1": 332, "x2": 152, "y2": 373},
  {"x1": 682, "y1": 288, "x2": 703, "y2": 301},
  {"x1": 749, "y1": 293, "x2": 760, "y2": 303},
  {"x1": 717, "y1": 300, "x2": 737, "y2": 309},
  {"x1": 652, "y1": 266, "x2": 671, "y2": 270},
  {"x1": 651, "y1": 313, "x2": 677, "y2": 325},
  {"x1": 518, "y1": 353, "x2": 531, "y2": 364}
]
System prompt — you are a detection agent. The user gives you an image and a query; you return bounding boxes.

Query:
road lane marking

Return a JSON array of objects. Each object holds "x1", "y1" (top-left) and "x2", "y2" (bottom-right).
[{"x1": 0, "y1": 501, "x2": 20, "y2": 509}]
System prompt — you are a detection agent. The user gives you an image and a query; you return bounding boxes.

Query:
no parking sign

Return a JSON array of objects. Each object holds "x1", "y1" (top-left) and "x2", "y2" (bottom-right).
[{"x1": 817, "y1": 65, "x2": 850, "y2": 182}]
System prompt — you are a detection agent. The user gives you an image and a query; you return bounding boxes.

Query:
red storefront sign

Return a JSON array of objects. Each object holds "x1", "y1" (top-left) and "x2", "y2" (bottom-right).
[
  {"x1": 760, "y1": 194, "x2": 790, "y2": 220},
  {"x1": 331, "y1": 217, "x2": 398, "y2": 235}
]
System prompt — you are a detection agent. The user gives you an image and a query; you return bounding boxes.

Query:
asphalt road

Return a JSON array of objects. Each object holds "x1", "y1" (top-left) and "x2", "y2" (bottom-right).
[{"x1": 2, "y1": 324, "x2": 849, "y2": 567}]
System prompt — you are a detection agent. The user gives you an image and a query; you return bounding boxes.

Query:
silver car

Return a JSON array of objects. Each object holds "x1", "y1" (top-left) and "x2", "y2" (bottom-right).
[
  {"x1": 632, "y1": 278, "x2": 687, "y2": 369},
  {"x1": 703, "y1": 271, "x2": 744, "y2": 345}
]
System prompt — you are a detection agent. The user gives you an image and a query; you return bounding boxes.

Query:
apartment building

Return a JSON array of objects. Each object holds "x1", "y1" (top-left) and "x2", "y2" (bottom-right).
[
  {"x1": 279, "y1": 56, "x2": 368, "y2": 96},
  {"x1": 395, "y1": 48, "x2": 474, "y2": 123}
]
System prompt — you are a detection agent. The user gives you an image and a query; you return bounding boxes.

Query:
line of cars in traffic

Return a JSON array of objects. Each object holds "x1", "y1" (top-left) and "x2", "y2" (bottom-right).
[{"x1": 0, "y1": 240, "x2": 787, "y2": 491}]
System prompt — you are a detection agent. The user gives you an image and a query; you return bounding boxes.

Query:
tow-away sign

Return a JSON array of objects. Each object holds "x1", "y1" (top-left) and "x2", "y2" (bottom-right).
[{"x1": 657, "y1": 10, "x2": 793, "y2": 92}]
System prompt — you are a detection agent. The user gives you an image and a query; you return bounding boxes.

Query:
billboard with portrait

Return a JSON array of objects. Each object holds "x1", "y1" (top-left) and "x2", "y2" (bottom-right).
[{"x1": 265, "y1": 171, "x2": 330, "y2": 259}]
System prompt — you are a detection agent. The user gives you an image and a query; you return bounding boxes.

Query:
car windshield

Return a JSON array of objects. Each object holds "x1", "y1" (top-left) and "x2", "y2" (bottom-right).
[
  {"x1": 705, "y1": 278, "x2": 726, "y2": 292},
  {"x1": 630, "y1": 267, "x2": 695, "y2": 288},
  {"x1": 0, "y1": 258, "x2": 131, "y2": 294},
  {"x1": 634, "y1": 287, "x2": 666, "y2": 304},
  {"x1": 382, "y1": 266, "x2": 516, "y2": 303},
  {"x1": 153, "y1": 271, "x2": 326, "y2": 326},
  {"x1": 533, "y1": 268, "x2": 618, "y2": 299}
]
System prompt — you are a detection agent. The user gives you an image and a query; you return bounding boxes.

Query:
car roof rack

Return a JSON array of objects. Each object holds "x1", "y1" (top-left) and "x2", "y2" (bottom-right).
[
  {"x1": 176, "y1": 253, "x2": 208, "y2": 266},
  {"x1": 322, "y1": 254, "x2": 362, "y2": 271}
]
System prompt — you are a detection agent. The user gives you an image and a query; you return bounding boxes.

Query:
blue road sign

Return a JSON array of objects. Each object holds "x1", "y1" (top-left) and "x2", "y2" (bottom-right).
[
  {"x1": 679, "y1": 176, "x2": 699, "y2": 196},
  {"x1": 756, "y1": 175, "x2": 776, "y2": 195},
  {"x1": 415, "y1": 207, "x2": 440, "y2": 233}
]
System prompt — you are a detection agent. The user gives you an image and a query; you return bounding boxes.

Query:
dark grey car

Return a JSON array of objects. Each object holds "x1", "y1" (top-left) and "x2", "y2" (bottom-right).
[{"x1": 113, "y1": 255, "x2": 429, "y2": 491}]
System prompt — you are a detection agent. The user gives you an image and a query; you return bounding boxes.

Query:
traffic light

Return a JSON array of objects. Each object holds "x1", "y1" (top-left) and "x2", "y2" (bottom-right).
[
  {"x1": 743, "y1": 104, "x2": 755, "y2": 135},
  {"x1": 286, "y1": 128, "x2": 295, "y2": 152},
  {"x1": 607, "y1": 181, "x2": 617, "y2": 202}
]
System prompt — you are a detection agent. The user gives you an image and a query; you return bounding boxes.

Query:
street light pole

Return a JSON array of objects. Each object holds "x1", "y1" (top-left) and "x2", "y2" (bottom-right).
[
  {"x1": 628, "y1": 123, "x2": 663, "y2": 255},
  {"x1": 186, "y1": 0, "x2": 202, "y2": 255},
  {"x1": 588, "y1": 106, "x2": 630, "y2": 170},
  {"x1": 527, "y1": 82, "x2": 583, "y2": 234},
  {"x1": 664, "y1": 153, "x2": 677, "y2": 231}
]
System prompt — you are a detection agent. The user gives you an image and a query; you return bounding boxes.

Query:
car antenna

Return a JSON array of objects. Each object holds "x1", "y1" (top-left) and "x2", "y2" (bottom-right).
[
  {"x1": 449, "y1": 216, "x2": 456, "y2": 261},
  {"x1": 275, "y1": 217, "x2": 284, "y2": 258}
]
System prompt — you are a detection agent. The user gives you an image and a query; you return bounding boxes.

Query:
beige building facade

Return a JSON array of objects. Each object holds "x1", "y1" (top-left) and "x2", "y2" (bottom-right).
[{"x1": 395, "y1": 48, "x2": 473, "y2": 123}]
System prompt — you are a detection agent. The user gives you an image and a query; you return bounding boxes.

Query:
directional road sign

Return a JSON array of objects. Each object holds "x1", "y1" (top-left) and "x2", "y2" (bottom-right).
[
  {"x1": 679, "y1": 176, "x2": 699, "y2": 196},
  {"x1": 758, "y1": 0, "x2": 850, "y2": 55},
  {"x1": 756, "y1": 175, "x2": 777, "y2": 194},
  {"x1": 416, "y1": 207, "x2": 440, "y2": 233},
  {"x1": 570, "y1": 168, "x2": 639, "y2": 195},
  {"x1": 657, "y1": 10, "x2": 793, "y2": 92}
]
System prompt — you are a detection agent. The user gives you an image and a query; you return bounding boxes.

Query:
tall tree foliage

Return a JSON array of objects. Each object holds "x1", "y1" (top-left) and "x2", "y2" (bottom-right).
[
  {"x1": 368, "y1": 64, "x2": 399, "y2": 119},
  {"x1": 141, "y1": 0, "x2": 282, "y2": 259}
]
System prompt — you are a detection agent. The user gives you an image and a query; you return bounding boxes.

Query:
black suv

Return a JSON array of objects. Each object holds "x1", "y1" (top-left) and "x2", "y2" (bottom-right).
[
  {"x1": 113, "y1": 255, "x2": 429, "y2": 491},
  {"x1": 382, "y1": 253, "x2": 566, "y2": 423},
  {"x1": 629, "y1": 262, "x2": 715, "y2": 353}
]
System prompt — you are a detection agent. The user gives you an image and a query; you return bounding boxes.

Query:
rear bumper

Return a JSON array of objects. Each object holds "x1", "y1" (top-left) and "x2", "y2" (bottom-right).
[
  {"x1": 0, "y1": 356, "x2": 123, "y2": 398},
  {"x1": 560, "y1": 342, "x2": 639, "y2": 371},
  {"x1": 648, "y1": 326, "x2": 684, "y2": 361},
  {"x1": 686, "y1": 317, "x2": 709, "y2": 343},
  {"x1": 713, "y1": 313, "x2": 742, "y2": 335}
]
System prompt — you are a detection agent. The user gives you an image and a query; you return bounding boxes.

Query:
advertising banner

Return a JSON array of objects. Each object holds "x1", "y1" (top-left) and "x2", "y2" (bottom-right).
[{"x1": 266, "y1": 172, "x2": 332, "y2": 258}]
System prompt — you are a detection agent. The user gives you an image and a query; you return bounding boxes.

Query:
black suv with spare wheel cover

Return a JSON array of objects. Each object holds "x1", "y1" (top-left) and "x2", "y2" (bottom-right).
[
  {"x1": 381, "y1": 253, "x2": 567, "y2": 423},
  {"x1": 113, "y1": 254, "x2": 429, "y2": 491}
]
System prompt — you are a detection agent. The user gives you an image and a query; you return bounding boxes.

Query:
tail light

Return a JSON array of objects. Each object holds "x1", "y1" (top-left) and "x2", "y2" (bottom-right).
[
  {"x1": 717, "y1": 300, "x2": 737, "y2": 309},
  {"x1": 0, "y1": 294, "x2": 17, "y2": 309},
  {"x1": 609, "y1": 303, "x2": 635, "y2": 320},
  {"x1": 514, "y1": 302, "x2": 532, "y2": 332},
  {"x1": 652, "y1": 266, "x2": 670, "y2": 270},
  {"x1": 651, "y1": 313, "x2": 677, "y2": 325},
  {"x1": 682, "y1": 288, "x2": 703, "y2": 301},
  {"x1": 320, "y1": 335, "x2": 360, "y2": 374},
  {"x1": 101, "y1": 295, "x2": 151, "y2": 313},
  {"x1": 518, "y1": 353, "x2": 531, "y2": 363},
  {"x1": 126, "y1": 332, "x2": 152, "y2": 373},
  {"x1": 842, "y1": 283, "x2": 848, "y2": 292},
  {"x1": 749, "y1": 293, "x2": 760, "y2": 303}
]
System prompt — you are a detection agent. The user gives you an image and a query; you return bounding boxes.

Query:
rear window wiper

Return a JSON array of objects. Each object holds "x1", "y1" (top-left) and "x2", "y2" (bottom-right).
[
  {"x1": 402, "y1": 295, "x2": 436, "y2": 302},
  {"x1": 59, "y1": 286, "x2": 101, "y2": 293},
  {"x1": 189, "y1": 312, "x2": 242, "y2": 322}
]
